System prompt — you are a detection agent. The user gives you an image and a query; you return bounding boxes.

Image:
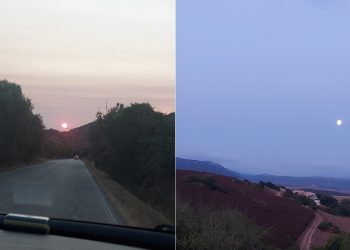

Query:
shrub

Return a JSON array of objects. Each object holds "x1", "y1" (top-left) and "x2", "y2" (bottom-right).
[
  {"x1": 296, "y1": 195, "x2": 317, "y2": 210},
  {"x1": 284, "y1": 189, "x2": 294, "y2": 197},
  {"x1": 320, "y1": 195, "x2": 339, "y2": 208},
  {"x1": 283, "y1": 190, "x2": 317, "y2": 210},
  {"x1": 339, "y1": 199, "x2": 350, "y2": 217},
  {"x1": 318, "y1": 221, "x2": 340, "y2": 234},
  {"x1": 318, "y1": 221, "x2": 332, "y2": 232},
  {"x1": 257, "y1": 181, "x2": 280, "y2": 191},
  {"x1": 176, "y1": 198, "x2": 268, "y2": 250},
  {"x1": 317, "y1": 233, "x2": 350, "y2": 250},
  {"x1": 317, "y1": 195, "x2": 350, "y2": 217},
  {"x1": 186, "y1": 175, "x2": 226, "y2": 193}
]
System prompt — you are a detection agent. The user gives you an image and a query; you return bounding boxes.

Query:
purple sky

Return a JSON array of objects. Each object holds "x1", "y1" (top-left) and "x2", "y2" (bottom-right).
[
  {"x1": 177, "y1": 0, "x2": 350, "y2": 177},
  {"x1": 0, "y1": 0, "x2": 174, "y2": 130}
]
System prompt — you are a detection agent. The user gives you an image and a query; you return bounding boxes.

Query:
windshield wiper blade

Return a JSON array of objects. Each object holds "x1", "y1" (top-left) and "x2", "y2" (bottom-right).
[
  {"x1": 3, "y1": 213, "x2": 50, "y2": 234},
  {"x1": 0, "y1": 213, "x2": 175, "y2": 250}
]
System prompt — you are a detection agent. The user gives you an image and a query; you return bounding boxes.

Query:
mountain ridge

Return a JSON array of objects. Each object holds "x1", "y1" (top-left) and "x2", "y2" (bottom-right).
[{"x1": 176, "y1": 157, "x2": 350, "y2": 192}]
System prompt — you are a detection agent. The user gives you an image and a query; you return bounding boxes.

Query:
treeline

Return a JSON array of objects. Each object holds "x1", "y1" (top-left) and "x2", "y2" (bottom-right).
[
  {"x1": 258, "y1": 181, "x2": 280, "y2": 191},
  {"x1": 0, "y1": 80, "x2": 44, "y2": 165},
  {"x1": 41, "y1": 125, "x2": 91, "y2": 159},
  {"x1": 283, "y1": 188, "x2": 318, "y2": 210},
  {"x1": 317, "y1": 194, "x2": 350, "y2": 217},
  {"x1": 257, "y1": 181, "x2": 317, "y2": 210},
  {"x1": 89, "y1": 103, "x2": 175, "y2": 222}
]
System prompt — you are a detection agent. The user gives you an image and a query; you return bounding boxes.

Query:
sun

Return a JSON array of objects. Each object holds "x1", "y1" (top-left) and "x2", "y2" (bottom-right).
[
  {"x1": 336, "y1": 120, "x2": 342, "y2": 126},
  {"x1": 61, "y1": 122, "x2": 68, "y2": 129}
]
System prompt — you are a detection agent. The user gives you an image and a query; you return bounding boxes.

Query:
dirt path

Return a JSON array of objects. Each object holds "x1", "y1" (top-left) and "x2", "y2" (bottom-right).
[{"x1": 300, "y1": 212, "x2": 322, "y2": 250}]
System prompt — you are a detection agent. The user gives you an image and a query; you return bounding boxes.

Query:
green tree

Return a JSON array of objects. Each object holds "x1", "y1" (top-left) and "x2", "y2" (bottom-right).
[
  {"x1": 0, "y1": 80, "x2": 44, "y2": 165},
  {"x1": 89, "y1": 103, "x2": 175, "y2": 222},
  {"x1": 320, "y1": 195, "x2": 339, "y2": 208}
]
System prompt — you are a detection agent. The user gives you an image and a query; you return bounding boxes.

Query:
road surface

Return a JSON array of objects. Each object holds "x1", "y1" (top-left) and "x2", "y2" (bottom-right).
[
  {"x1": 0, "y1": 159, "x2": 122, "y2": 224},
  {"x1": 300, "y1": 212, "x2": 322, "y2": 250}
]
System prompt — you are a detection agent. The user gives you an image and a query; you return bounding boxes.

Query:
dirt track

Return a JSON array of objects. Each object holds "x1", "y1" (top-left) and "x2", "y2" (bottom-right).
[{"x1": 300, "y1": 212, "x2": 322, "y2": 250}]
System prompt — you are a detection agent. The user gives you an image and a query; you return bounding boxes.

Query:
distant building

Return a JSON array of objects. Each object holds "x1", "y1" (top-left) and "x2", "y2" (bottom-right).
[{"x1": 293, "y1": 190, "x2": 321, "y2": 206}]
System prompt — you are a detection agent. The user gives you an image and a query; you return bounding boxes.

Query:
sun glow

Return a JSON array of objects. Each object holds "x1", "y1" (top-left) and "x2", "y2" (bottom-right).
[
  {"x1": 337, "y1": 120, "x2": 342, "y2": 126},
  {"x1": 61, "y1": 122, "x2": 68, "y2": 129}
]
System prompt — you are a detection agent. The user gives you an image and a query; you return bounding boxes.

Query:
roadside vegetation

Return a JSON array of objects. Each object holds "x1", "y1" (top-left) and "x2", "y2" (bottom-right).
[
  {"x1": 0, "y1": 80, "x2": 44, "y2": 166},
  {"x1": 89, "y1": 103, "x2": 175, "y2": 222},
  {"x1": 176, "y1": 197, "x2": 268, "y2": 250}
]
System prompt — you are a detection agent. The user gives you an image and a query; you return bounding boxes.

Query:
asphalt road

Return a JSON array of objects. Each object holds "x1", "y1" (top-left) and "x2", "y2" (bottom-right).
[{"x1": 0, "y1": 159, "x2": 121, "y2": 225}]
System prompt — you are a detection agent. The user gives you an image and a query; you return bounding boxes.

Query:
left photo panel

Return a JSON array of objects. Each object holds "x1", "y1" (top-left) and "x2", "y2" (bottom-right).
[{"x1": 0, "y1": 0, "x2": 175, "y2": 249}]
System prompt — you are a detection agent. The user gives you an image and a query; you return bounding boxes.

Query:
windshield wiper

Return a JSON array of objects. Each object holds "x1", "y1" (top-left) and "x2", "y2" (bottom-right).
[
  {"x1": 4, "y1": 213, "x2": 49, "y2": 234},
  {"x1": 0, "y1": 213, "x2": 175, "y2": 250}
]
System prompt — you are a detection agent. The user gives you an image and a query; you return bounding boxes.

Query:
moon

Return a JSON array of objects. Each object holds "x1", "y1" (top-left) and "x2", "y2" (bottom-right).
[
  {"x1": 61, "y1": 122, "x2": 68, "y2": 129},
  {"x1": 336, "y1": 120, "x2": 342, "y2": 126}
]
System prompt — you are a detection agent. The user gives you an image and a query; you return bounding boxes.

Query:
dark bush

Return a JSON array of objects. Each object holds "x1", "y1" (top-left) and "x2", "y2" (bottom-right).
[
  {"x1": 257, "y1": 181, "x2": 280, "y2": 191},
  {"x1": 318, "y1": 221, "x2": 332, "y2": 232},
  {"x1": 186, "y1": 175, "x2": 226, "y2": 193},
  {"x1": 320, "y1": 195, "x2": 339, "y2": 208},
  {"x1": 316, "y1": 233, "x2": 350, "y2": 249}
]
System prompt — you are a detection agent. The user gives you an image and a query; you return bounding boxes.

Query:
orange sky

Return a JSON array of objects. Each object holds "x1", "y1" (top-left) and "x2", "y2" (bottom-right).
[{"x1": 0, "y1": 0, "x2": 175, "y2": 130}]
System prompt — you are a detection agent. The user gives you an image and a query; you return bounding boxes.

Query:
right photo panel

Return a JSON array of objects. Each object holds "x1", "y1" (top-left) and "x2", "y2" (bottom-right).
[{"x1": 176, "y1": 1, "x2": 350, "y2": 250}]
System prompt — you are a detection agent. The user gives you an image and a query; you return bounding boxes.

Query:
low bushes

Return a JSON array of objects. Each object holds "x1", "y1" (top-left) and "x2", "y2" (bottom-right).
[
  {"x1": 315, "y1": 233, "x2": 350, "y2": 250},
  {"x1": 185, "y1": 175, "x2": 226, "y2": 193},
  {"x1": 176, "y1": 198, "x2": 268, "y2": 250},
  {"x1": 318, "y1": 221, "x2": 340, "y2": 234}
]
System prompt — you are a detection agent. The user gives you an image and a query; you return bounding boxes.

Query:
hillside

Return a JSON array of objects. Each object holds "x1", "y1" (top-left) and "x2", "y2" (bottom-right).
[
  {"x1": 177, "y1": 157, "x2": 350, "y2": 192},
  {"x1": 177, "y1": 169, "x2": 314, "y2": 248},
  {"x1": 248, "y1": 175, "x2": 350, "y2": 193},
  {"x1": 41, "y1": 123, "x2": 93, "y2": 158},
  {"x1": 176, "y1": 157, "x2": 241, "y2": 178}
]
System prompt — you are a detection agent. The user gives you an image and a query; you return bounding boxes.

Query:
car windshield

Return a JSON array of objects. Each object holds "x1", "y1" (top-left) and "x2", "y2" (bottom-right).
[{"x1": 0, "y1": 0, "x2": 175, "y2": 230}]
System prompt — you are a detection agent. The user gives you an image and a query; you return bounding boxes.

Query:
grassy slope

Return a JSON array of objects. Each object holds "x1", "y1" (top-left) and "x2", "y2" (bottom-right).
[
  {"x1": 177, "y1": 197, "x2": 268, "y2": 250},
  {"x1": 177, "y1": 169, "x2": 314, "y2": 249}
]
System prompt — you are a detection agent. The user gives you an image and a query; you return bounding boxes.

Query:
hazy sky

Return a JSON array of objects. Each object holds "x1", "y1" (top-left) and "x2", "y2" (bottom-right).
[
  {"x1": 177, "y1": 0, "x2": 350, "y2": 177},
  {"x1": 0, "y1": 0, "x2": 174, "y2": 130}
]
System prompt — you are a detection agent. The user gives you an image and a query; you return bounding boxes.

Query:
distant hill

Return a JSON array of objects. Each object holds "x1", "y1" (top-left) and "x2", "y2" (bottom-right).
[
  {"x1": 42, "y1": 123, "x2": 93, "y2": 158},
  {"x1": 301, "y1": 188, "x2": 350, "y2": 196},
  {"x1": 246, "y1": 175, "x2": 350, "y2": 193},
  {"x1": 177, "y1": 169, "x2": 314, "y2": 248},
  {"x1": 176, "y1": 157, "x2": 241, "y2": 178},
  {"x1": 176, "y1": 157, "x2": 350, "y2": 193}
]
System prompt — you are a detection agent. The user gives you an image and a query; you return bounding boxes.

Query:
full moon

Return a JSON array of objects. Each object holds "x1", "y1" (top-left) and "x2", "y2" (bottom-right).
[
  {"x1": 61, "y1": 122, "x2": 68, "y2": 129},
  {"x1": 337, "y1": 120, "x2": 342, "y2": 126}
]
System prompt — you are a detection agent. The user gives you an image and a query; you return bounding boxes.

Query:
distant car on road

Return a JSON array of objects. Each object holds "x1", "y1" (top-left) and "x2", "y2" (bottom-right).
[{"x1": 73, "y1": 155, "x2": 80, "y2": 160}]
